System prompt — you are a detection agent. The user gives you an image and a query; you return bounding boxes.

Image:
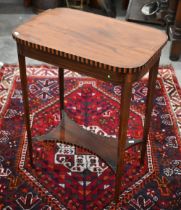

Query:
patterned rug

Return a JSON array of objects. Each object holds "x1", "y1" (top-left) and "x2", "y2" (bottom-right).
[{"x1": 0, "y1": 64, "x2": 180, "y2": 210}]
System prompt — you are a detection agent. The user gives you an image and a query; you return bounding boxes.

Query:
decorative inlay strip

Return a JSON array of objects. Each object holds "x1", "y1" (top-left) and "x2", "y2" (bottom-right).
[{"x1": 12, "y1": 35, "x2": 163, "y2": 75}]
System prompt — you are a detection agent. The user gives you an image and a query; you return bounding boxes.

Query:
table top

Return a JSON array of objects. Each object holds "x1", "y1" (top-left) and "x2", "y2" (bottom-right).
[{"x1": 13, "y1": 8, "x2": 167, "y2": 72}]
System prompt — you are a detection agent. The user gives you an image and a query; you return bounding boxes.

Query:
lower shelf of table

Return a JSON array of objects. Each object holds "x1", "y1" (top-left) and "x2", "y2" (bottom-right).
[{"x1": 34, "y1": 111, "x2": 143, "y2": 172}]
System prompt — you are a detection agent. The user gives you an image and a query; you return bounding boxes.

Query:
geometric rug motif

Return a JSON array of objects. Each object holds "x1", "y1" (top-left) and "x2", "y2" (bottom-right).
[{"x1": 0, "y1": 64, "x2": 180, "y2": 209}]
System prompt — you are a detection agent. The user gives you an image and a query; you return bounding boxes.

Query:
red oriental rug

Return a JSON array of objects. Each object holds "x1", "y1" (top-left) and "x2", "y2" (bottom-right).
[{"x1": 0, "y1": 64, "x2": 181, "y2": 210}]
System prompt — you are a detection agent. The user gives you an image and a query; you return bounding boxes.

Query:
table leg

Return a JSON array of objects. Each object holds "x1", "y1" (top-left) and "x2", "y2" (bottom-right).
[
  {"x1": 18, "y1": 53, "x2": 34, "y2": 167},
  {"x1": 140, "y1": 59, "x2": 159, "y2": 165},
  {"x1": 115, "y1": 74, "x2": 133, "y2": 204},
  {"x1": 58, "y1": 68, "x2": 64, "y2": 119}
]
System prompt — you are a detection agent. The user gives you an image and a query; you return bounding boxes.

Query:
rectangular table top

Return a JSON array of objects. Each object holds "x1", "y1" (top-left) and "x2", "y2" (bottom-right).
[{"x1": 13, "y1": 8, "x2": 167, "y2": 71}]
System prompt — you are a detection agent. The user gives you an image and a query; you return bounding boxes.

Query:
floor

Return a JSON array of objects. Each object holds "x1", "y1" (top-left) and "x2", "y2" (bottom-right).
[{"x1": 0, "y1": 1, "x2": 180, "y2": 85}]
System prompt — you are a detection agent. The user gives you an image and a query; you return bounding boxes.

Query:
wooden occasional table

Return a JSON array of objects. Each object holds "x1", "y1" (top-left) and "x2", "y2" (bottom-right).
[{"x1": 13, "y1": 8, "x2": 167, "y2": 204}]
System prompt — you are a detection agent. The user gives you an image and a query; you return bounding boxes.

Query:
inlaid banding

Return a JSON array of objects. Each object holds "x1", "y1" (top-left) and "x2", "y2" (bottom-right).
[
  {"x1": 43, "y1": 46, "x2": 46, "y2": 51},
  {"x1": 59, "y1": 51, "x2": 63, "y2": 56},
  {"x1": 77, "y1": 57, "x2": 80, "y2": 62},
  {"x1": 51, "y1": 48, "x2": 55, "y2": 54},
  {"x1": 14, "y1": 37, "x2": 162, "y2": 75},
  {"x1": 85, "y1": 59, "x2": 89, "y2": 64},
  {"x1": 104, "y1": 64, "x2": 107, "y2": 69},
  {"x1": 72, "y1": 55, "x2": 76, "y2": 60},
  {"x1": 24, "y1": 41, "x2": 27, "y2": 46},
  {"x1": 81, "y1": 57, "x2": 84, "y2": 63},
  {"x1": 55, "y1": 50, "x2": 59, "y2": 56},
  {"x1": 68, "y1": 54, "x2": 72, "y2": 59}
]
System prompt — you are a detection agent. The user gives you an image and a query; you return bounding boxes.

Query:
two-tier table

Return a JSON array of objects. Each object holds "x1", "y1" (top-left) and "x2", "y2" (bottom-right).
[{"x1": 12, "y1": 8, "x2": 167, "y2": 204}]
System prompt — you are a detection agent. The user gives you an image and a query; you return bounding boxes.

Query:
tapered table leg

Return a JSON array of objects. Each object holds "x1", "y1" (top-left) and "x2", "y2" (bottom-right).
[
  {"x1": 18, "y1": 53, "x2": 34, "y2": 167},
  {"x1": 140, "y1": 59, "x2": 160, "y2": 165},
  {"x1": 58, "y1": 68, "x2": 64, "y2": 119},
  {"x1": 114, "y1": 74, "x2": 133, "y2": 204}
]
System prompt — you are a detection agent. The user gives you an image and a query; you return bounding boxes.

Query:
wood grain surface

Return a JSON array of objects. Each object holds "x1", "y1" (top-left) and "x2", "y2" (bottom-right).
[{"x1": 13, "y1": 8, "x2": 167, "y2": 70}]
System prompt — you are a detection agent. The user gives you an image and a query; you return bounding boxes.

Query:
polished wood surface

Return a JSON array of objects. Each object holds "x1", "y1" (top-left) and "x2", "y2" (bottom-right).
[
  {"x1": 13, "y1": 8, "x2": 167, "y2": 71},
  {"x1": 13, "y1": 8, "x2": 167, "y2": 204}
]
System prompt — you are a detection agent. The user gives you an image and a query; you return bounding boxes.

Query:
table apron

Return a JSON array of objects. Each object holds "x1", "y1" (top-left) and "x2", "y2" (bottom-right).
[{"x1": 17, "y1": 44, "x2": 158, "y2": 85}]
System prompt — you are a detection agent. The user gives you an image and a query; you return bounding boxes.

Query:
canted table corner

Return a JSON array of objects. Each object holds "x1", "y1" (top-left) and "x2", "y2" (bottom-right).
[{"x1": 12, "y1": 8, "x2": 167, "y2": 204}]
